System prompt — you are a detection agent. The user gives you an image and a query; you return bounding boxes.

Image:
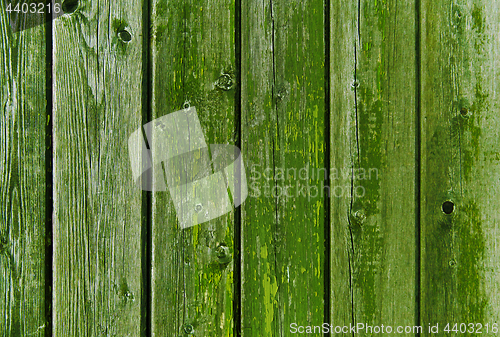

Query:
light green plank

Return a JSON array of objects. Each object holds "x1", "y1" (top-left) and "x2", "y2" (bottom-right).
[
  {"x1": 150, "y1": 0, "x2": 236, "y2": 335},
  {"x1": 421, "y1": 0, "x2": 500, "y2": 332},
  {"x1": 52, "y1": 1, "x2": 144, "y2": 335},
  {"x1": 0, "y1": 7, "x2": 47, "y2": 337},
  {"x1": 241, "y1": 0, "x2": 326, "y2": 335},
  {"x1": 330, "y1": 0, "x2": 417, "y2": 331}
]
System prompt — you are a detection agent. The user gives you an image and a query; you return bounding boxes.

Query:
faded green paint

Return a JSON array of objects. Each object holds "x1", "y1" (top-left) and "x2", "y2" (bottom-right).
[
  {"x1": 52, "y1": 0, "x2": 145, "y2": 335},
  {"x1": 471, "y1": 4, "x2": 484, "y2": 34},
  {"x1": 459, "y1": 83, "x2": 484, "y2": 181},
  {"x1": 331, "y1": 0, "x2": 417, "y2": 331},
  {"x1": 151, "y1": 0, "x2": 235, "y2": 335},
  {"x1": 456, "y1": 202, "x2": 486, "y2": 322},
  {"x1": 421, "y1": 0, "x2": 500, "y2": 332},
  {"x1": 0, "y1": 7, "x2": 47, "y2": 336},
  {"x1": 241, "y1": 0, "x2": 325, "y2": 335},
  {"x1": 357, "y1": 86, "x2": 383, "y2": 217},
  {"x1": 3, "y1": 0, "x2": 500, "y2": 335}
]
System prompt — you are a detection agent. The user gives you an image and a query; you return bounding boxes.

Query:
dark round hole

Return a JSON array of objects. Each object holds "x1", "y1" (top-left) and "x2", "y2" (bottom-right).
[
  {"x1": 118, "y1": 30, "x2": 132, "y2": 42},
  {"x1": 460, "y1": 107, "x2": 468, "y2": 116},
  {"x1": 183, "y1": 324, "x2": 194, "y2": 334},
  {"x1": 442, "y1": 201, "x2": 455, "y2": 214},
  {"x1": 62, "y1": 0, "x2": 79, "y2": 13}
]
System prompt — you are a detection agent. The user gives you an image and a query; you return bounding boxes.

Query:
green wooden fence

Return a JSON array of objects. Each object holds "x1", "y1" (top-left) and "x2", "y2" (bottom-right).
[{"x1": 1, "y1": 0, "x2": 500, "y2": 335}]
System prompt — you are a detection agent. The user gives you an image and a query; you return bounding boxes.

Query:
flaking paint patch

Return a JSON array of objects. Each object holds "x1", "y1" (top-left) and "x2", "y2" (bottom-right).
[
  {"x1": 471, "y1": 4, "x2": 485, "y2": 34},
  {"x1": 352, "y1": 3, "x2": 388, "y2": 320},
  {"x1": 461, "y1": 84, "x2": 486, "y2": 181},
  {"x1": 456, "y1": 201, "x2": 486, "y2": 322},
  {"x1": 259, "y1": 244, "x2": 278, "y2": 335},
  {"x1": 357, "y1": 86, "x2": 383, "y2": 217}
]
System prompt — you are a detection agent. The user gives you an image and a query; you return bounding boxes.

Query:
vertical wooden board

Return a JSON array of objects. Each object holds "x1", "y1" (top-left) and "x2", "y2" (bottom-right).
[
  {"x1": 52, "y1": 0, "x2": 144, "y2": 335},
  {"x1": 0, "y1": 7, "x2": 47, "y2": 337},
  {"x1": 241, "y1": 0, "x2": 325, "y2": 335},
  {"x1": 329, "y1": 0, "x2": 357, "y2": 329},
  {"x1": 150, "y1": 0, "x2": 235, "y2": 335},
  {"x1": 330, "y1": 0, "x2": 417, "y2": 331},
  {"x1": 421, "y1": 0, "x2": 500, "y2": 331}
]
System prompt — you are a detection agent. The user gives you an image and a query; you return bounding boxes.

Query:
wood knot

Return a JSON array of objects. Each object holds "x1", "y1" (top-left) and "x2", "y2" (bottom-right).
[
  {"x1": 0, "y1": 237, "x2": 8, "y2": 252},
  {"x1": 62, "y1": 0, "x2": 78, "y2": 13},
  {"x1": 215, "y1": 244, "x2": 231, "y2": 264},
  {"x1": 118, "y1": 29, "x2": 132, "y2": 42},
  {"x1": 351, "y1": 209, "x2": 366, "y2": 226},
  {"x1": 183, "y1": 324, "x2": 194, "y2": 334},
  {"x1": 215, "y1": 74, "x2": 234, "y2": 91}
]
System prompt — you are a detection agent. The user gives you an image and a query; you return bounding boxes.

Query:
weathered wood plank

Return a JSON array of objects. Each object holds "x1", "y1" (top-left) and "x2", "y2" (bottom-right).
[
  {"x1": 0, "y1": 7, "x2": 47, "y2": 337},
  {"x1": 421, "y1": 0, "x2": 500, "y2": 332},
  {"x1": 240, "y1": 0, "x2": 326, "y2": 334},
  {"x1": 52, "y1": 1, "x2": 144, "y2": 335},
  {"x1": 150, "y1": 0, "x2": 236, "y2": 335},
  {"x1": 330, "y1": 0, "x2": 417, "y2": 332},
  {"x1": 329, "y1": 0, "x2": 357, "y2": 330}
]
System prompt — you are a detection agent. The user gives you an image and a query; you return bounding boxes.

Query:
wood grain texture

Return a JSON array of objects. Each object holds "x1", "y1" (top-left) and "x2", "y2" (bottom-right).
[
  {"x1": 0, "y1": 7, "x2": 47, "y2": 337},
  {"x1": 52, "y1": 0, "x2": 144, "y2": 335},
  {"x1": 240, "y1": 0, "x2": 326, "y2": 334},
  {"x1": 150, "y1": 0, "x2": 236, "y2": 335},
  {"x1": 421, "y1": 0, "x2": 500, "y2": 332},
  {"x1": 4, "y1": 0, "x2": 500, "y2": 334},
  {"x1": 330, "y1": 0, "x2": 417, "y2": 331}
]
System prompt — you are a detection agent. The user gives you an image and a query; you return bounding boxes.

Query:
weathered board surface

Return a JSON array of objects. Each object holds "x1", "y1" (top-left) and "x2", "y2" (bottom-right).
[
  {"x1": 0, "y1": 7, "x2": 47, "y2": 337},
  {"x1": 330, "y1": 0, "x2": 418, "y2": 332},
  {"x1": 421, "y1": 0, "x2": 500, "y2": 332},
  {"x1": 149, "y1": 0, "x2": 236, "y2": 335},
  {"x1": 2, "y1": 0, "x2": 500, "y2": 335},
  {"x1": 240, "y1": 0, "x2": 326, "y2": 335},
  {"x1": 52, "y1": 1, "x2": 144, "y2": 335}
]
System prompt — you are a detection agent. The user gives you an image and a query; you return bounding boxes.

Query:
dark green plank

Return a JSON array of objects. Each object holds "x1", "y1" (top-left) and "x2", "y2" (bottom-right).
[
  {"x1": 52, "y1": 1, "x2": 144, "y2": 335},
  {"x1": 150, "y1": 0, "x2": 236, "y2": 335},
  {"x1": 0, "y1": 7, "x2": 47, "y2": 337},
  {"x1": 421, "y1": 0, "x2": 500, "y2": 332},
  {"x1": 330, "y1": 0, "x2": 417, "y2": 332},
  {"x1": 241, "y1": 0, "x2": 325, "y2": 334},
  {"x1": 329, "y1": 0, "x2": 357, "y2": 330}
]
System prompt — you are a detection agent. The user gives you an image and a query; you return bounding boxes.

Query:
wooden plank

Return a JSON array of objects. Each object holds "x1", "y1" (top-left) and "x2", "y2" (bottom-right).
[
  {"x1": 330, "y1": 0, "x2": 417, "y2": 331},
  {"x1": 0, "y1": 6, "x2": 47, "y2": 337},
  {"x1": 240, "y1": 0, "x2": 326, "y2": 334},
  {"x1": 52, "y1": 1, "x2": 144, "y2": 335},
  {"x1": 421, "y1": 0, "x2": 500, "y2": 331},
  {"x1": 149, "y1": 0, "x2": 236, "y2": 335}
]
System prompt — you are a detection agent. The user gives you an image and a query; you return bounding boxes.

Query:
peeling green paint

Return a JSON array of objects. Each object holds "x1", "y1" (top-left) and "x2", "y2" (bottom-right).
[{"x1": 456, "y1": 202, "x2": 487, "y2": 322}]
